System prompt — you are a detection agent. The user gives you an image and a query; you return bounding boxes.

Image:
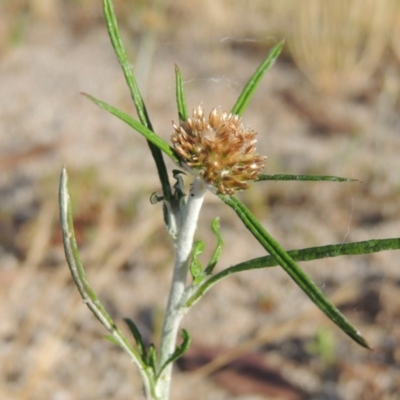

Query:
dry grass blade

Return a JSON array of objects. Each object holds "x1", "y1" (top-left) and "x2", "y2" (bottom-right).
[
  {"x1": 390, "y1": 3, "x2": 400, "y2": 64},
  {"x1": 2, "y1": 200, "x2": 57, "y2": 397},
  {"x1": 287, "y1": 0, "x2": 396, "y2": 95},
  {"x1": 3, "y1": 200, "x2": 56, "y2": 373}
]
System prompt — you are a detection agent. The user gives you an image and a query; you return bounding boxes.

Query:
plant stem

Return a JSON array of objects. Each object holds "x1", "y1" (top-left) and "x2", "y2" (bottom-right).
[{"x1": 156, "y1": 177, "x2": 206, "y2": 399}]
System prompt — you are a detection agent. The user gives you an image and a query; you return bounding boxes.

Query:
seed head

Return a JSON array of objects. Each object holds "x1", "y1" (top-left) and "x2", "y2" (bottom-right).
[{"x1": 171, "y1": 105, "x2": 267, "y2": 195}]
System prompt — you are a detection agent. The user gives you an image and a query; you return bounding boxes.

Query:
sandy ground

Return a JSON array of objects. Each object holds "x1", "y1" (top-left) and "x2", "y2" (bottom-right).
[{"x1": 1, "y1": 2, "x2": 400, "y2": 399}]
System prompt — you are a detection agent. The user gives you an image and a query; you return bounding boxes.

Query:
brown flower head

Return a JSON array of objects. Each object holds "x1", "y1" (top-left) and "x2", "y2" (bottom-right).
[{"x1": 171, "y1": 105, "x2": 267, "y2": 195}]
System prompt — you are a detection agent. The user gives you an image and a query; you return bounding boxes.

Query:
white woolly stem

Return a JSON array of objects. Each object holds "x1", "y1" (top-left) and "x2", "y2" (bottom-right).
[{"x1": 156, "y1": 177, "x2": 206, "y2": 399}]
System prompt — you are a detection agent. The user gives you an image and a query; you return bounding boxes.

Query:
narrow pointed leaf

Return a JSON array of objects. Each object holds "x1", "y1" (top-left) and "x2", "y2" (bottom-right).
[
  {"x1": 187, "y1": 237, "x2": 400, "y2": 305},
  {"x1": 147, "y1": 344, "x2": 157, "y2": 373},
  {"x1": 104, "y1": 335, "x2": 120, "y2": 346},
  {"x1": 175, "y1": 65, "x2": 188, "y2": 121},
  {"x1": 219, "y1": 195, "x2": 370, "y2": 349},
  {"x1": 103, "y1": 0, "x2": 148, "y2": 123},
  {"x1": 204, "y1": 217, "x2": 224, "y2": 275},
  {"x1": 231, "y1": 41, "x2": 284, "y2": 116},
  {"x1": 102, "y1": 0, "x2": 172, "y2": 201},
  {"x1": 59, "y1": 167, "x2": 146, "y2": 365},
  {"x1": 157, "y1": 329, "x2": 191, "y2": 378},
  {"x1": 124, "y1": 318, "x2": 147, "y2": 359},
  {"x1": 83, "y1": 93, "x2": 179, "y2": 164},
  {"x1": 257, "y1": 174, "x2": 359, "y2": 183}
]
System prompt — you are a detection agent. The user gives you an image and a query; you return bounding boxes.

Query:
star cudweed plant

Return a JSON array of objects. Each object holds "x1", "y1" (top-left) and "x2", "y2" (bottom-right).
[{"x1": 59, "y1": 1, "x2": 400, "y2": 399}]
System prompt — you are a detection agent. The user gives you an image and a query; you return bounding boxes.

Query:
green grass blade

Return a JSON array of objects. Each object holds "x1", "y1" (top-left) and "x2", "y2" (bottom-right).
[
  {"x1": 102, "y1": 0, "x2": 172, "y2": 200},
  {"x1": 59, "y1": 167, "x2": 146, "y2": 367},
  {"x1": 187, "y1": 237, "x2": 400, "y2": 305},
  {"x1": 231, "y1": 41, "x2": 284, "y2": 116},
  {"x1": 218, "y1": 195, "x2": 371, "y2": 349},
  {"x1": 84, "y1": 93, "x2": 179, "y2": 164},
  {"x1": 257, "y1": 174, "x2": 359, "y2": 183},
  {"x1": 175, "y1": 65, "x2": 188, "y2": 121}
]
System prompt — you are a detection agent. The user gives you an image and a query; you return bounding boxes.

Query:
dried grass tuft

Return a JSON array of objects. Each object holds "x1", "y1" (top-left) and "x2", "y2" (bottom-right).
[
  {"x1": 284, "y1": 0, "x2": 397, "y2": 95},
  {"x1": 391, "y1": 3, "x2": 400, "y2": 65}
]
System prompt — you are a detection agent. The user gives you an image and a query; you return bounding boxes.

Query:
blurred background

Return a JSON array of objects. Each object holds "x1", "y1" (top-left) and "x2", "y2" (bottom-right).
[{"x1": 1, "y1": 1, "x2": 400, "y2": 399}]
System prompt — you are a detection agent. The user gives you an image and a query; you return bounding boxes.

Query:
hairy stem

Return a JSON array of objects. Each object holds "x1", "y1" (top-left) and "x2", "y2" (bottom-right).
[{"x1": 156, "y1": 178, "x2": 206, "y2": 399}]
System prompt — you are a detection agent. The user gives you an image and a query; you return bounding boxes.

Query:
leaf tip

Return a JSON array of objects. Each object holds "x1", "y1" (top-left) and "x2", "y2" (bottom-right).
[
  {"x1": 60, "y1": 166, "x2": 68, "y2": 187},
  {"x1": 354, "y1": 330, "x2": 372, "y2": 350}
]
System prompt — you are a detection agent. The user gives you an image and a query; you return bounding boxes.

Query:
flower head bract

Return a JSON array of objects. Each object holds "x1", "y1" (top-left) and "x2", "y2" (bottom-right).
[{"x1": 171, "y1": 105, "x2": 266, "y2": 195}]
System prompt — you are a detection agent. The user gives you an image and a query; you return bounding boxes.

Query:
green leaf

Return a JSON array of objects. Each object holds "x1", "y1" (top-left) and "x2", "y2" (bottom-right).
[
  {"x1": 187, "y1": 237, "x2": 400, "y2": 305},
  {"x1": 204, "y1": 217, "x2": 224, "y2": 276},
  {"x1": 231, "y1": 237, "x2": 400, "y2": 271},
  {"x1": 218, "y1": 195, "x2": 371, "y2": 349},
  {"x1": 157, "y1": 329, "x2": 191, "y2": 379},
  {"x1": 83, "y1": 93, "x2": 180, "y2": 164},
  {"x1": 102, "y1": 0, "x2": 172, "y2": 202},
  {"x1": 104, "y1": 335, "x2": 120, "y2": 346},
  {"x1": 58, "y1": 167, "x2": 146, "y2": 364},
  {"x1": 257, "y1": 174, "x2": 359, "y2": 183},
  {"x1": 102, "y1": 0, "x2": 147, "y2": 124},
  {"x1": 147, "y1": 344, "x2": 157, "y2": 373},
  {"x1": 190, "y1": 240, "x2": 205, "y2": 282},
  {"x1": 175, "y1": 65, "x2": 188, "y2": 121},
  {"x1": 124, "y1": 318, "x2": 147, "y2": 359},
  {"x1": 231, "y1": 41, "x2": 284, "y2": 116}
]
